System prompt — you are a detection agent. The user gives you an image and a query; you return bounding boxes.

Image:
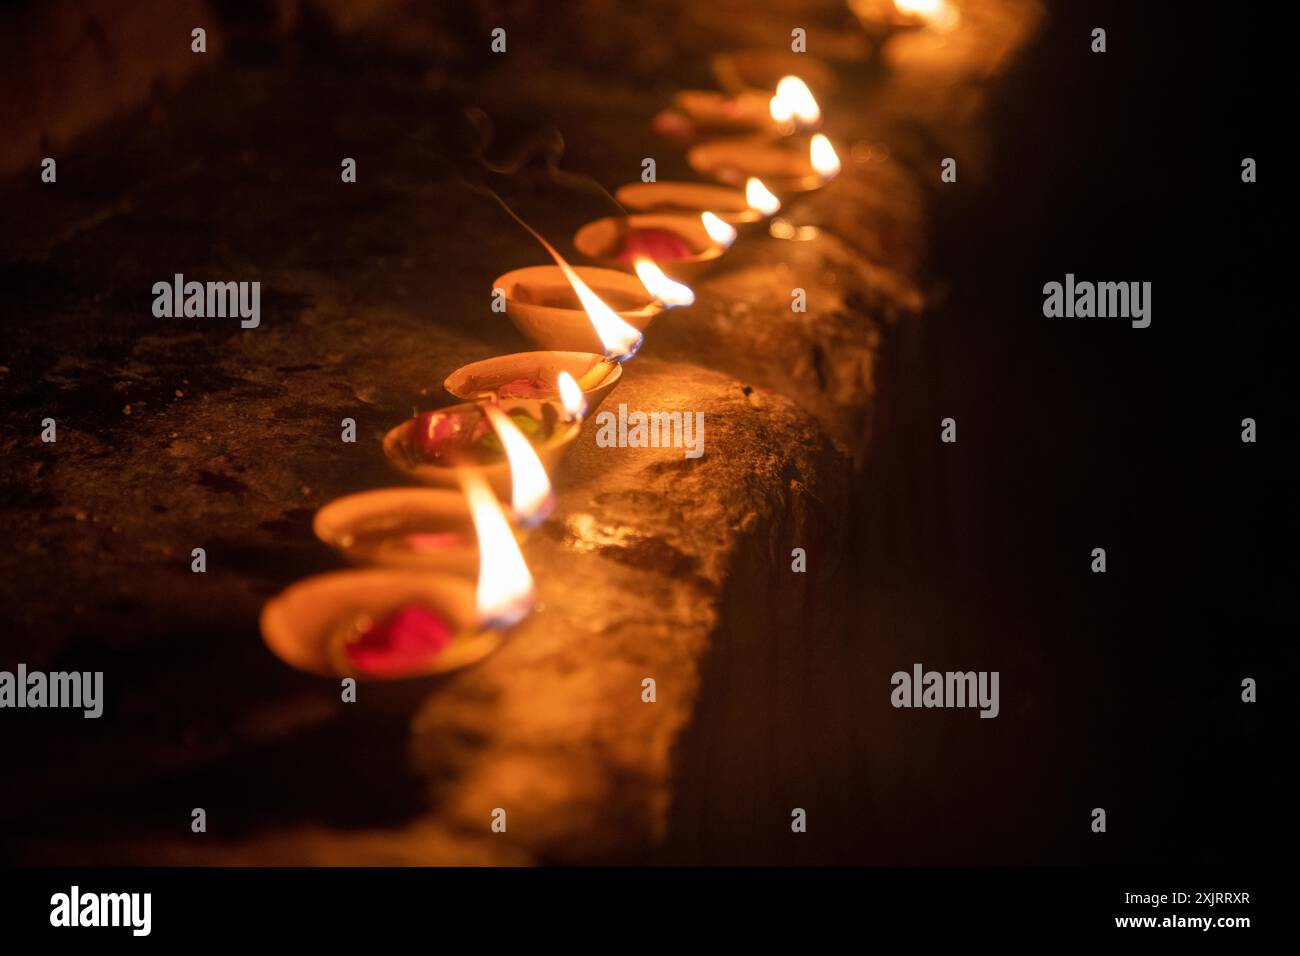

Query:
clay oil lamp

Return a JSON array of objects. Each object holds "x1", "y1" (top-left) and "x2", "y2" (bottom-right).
[
  {"x1": 494, "y1": 264, "x2": 659, "y2": 354},
  {"x1": 614, "y1": 176, "x2": 781, "y2": 227},
  {"x1": 382, "y1": 396, "x2": 570, "y2": 522},
  {"x1": 688, "y1": 132, "x2": 842, "y2": 195},
  {"x1": 444, "y1": 349, "x2": 623, "y2": 411},
  {"x1": 496, "y1": 214, "x2": 660, "y2": 360},
  {"x1": 574, "y1": 211, "x2": 736, "y2": 282},
  {"x1": 653, "y1": 73, "x2": 824, "y2": 141},
  {"x1": 261, "y1": 473, "x2": 535, "y2": 680}
]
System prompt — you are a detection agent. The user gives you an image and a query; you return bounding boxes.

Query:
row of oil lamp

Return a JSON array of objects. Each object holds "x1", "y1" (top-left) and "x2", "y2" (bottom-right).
[{"x1": 261, "y1": 2, "x2": 958, "y2": 683}]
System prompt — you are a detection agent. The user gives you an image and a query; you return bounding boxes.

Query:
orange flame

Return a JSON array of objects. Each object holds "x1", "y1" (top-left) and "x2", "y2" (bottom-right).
[
  {"x1": 810, "y1": 134, "x2": 842, "y2": 179},
  {"x1": 745, "y1": 177, "x2": 781, "y2": 215},
  {"x1": 484, "y1": 192, "x2": 642, "y2": 360},
  {"x1": 461, "y1": 471, "x2": 535, "y2": 628},
  {"x1": 633, "y1": 257, "x2": 696, "y2": 308},
  {"x1": 768, "y1": 75, "x2": 821, "y2": 127},
  {"x1": 557, "y1": 256, "x2": 644, "y2": 360},
  {"x1": 701, "y1": 211, "x2": 738, "y2": 248},
  {"x1": 483, "y1": 404, "x2": 554, "y2": 526},
  {"x1": 556, "y1": 371, "x2": 588, "y2": 421}
]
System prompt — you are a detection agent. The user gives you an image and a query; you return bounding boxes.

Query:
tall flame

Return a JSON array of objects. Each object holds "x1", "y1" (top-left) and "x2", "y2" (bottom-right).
[
  {"x1": 701, "y1": 211, "x2": 738, "y2": 248},
  {"x1": 633, "y1": 257, "x2": 696, "y2": 307},
  {"x1": 556, "y1": 371, "x2": 588, "y2": 421},
  {"x1": 483, "y1": 404, "x2": 554, "y2": 527},
  {"x1": 479, "y1": 188, "x2": 642, "y2": 361},
  {"x1": 462, "y1": 471, "x2": 535, "y2": 628},
  {"x1": 769, "y1": 75, "x2": 821, "y2": 127},
  {"x1": 556, "y1": 256, "x2": 644, "y2": 360},
  {"x1": 745, "y1": 177, "x2": 781, "y2": 215},
  {"x1": 810, "y1": 134, "x2": 842, "y2": 179}
]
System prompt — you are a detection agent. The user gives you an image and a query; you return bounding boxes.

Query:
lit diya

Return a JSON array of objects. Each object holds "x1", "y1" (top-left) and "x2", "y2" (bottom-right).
[
  {"x1": 382, "y1": 396, "x2": 572, "y2": 521},
  {"x1": 688, "y1": 132, "x2": 842, "y2": 194},
  {"x1": 614, "y1": 177, "x2": 781, "y2": 226},
  {"x1": 654, "y1": 74, "x2": 823, "y2": 140},
  {"x1": 573, "y1": 212, "x2": 736, "y2": 281},
  {"x1": 445, "y1": 349, "x2": 622, "y2": 410},
  {"x1": 261, "y1": 474, "x2": 535, "y2": 680},
  {"x1": 494, "y1": 208, "x2": 645, "y2": 362},
  {"x1": 494, "y1": 264, "x2": 659, "y2": 353},
  {"x1": 313, "y1": 487, "x2": 526, "y2": 576}
]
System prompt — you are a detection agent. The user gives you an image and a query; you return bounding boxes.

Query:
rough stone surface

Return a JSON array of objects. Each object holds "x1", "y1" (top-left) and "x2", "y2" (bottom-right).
[{"x1": 0, "y1": 0, "x2": 1039, "y2": 864}]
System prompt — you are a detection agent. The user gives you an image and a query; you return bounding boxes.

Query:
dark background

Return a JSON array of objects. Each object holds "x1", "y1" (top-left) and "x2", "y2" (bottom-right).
[{"x1": 842, "y1": 0, "x2": 1281, "y2": 865}]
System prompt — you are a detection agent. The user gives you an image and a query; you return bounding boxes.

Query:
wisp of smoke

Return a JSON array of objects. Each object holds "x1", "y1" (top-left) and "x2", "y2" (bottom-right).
[{"x1": 461, "y1": 107, "x2": 625, "y2": 213}]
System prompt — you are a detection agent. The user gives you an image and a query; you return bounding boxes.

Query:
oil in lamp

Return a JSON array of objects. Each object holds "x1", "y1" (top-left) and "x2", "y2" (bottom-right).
[
  {"x1": 574, "y1": 211, "x2": 734, "y2": 281},
  {"x1": 382, "y1": 396, "x2": 575, "y2": 511},
  {"x1": 444, "y1": 349, "x2": 623, "y2": 410}
]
